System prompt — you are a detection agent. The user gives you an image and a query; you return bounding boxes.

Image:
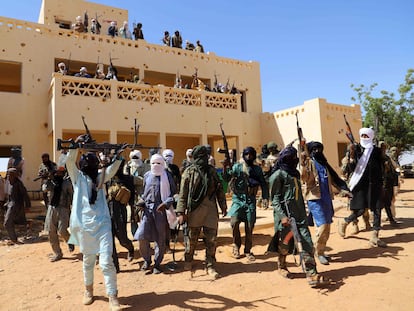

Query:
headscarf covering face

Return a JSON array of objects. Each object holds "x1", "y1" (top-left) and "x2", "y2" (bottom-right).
[
  {"x1": 192, "y1": 145, "x2": 209, "y2": 170},
  {"x1": 150, "y1": 154, "x2": 165, "y2": 176},
  {"x1": 79, "y1": 152, "x2": 99, "y2": 204},
  {"x1": 162, "y1": 149, "x2": 174, "y2": 165},
  {"x1": 129, "y1": 149, "x2": 142, "y2": 167},
  {"x1": 242, "y1": 146, "x2": 257, "y2": 166},
  {"x1": 359, "y1": 127, "x2": 375, "y2": 149},
  {"x1": 79, "y1": 152, "x2": 99, "y2": 182},
  {"x1": 306, "y1": 141, "x2": 328, "y2": 166},
  {"x1": 275, "y1": 146, "x2": 300, "y2": 178}
]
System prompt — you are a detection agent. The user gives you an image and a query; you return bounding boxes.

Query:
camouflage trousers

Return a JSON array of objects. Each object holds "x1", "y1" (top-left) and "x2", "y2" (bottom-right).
[{"x1": 185, "y1": 226, "x2": 217, "y2": 268}]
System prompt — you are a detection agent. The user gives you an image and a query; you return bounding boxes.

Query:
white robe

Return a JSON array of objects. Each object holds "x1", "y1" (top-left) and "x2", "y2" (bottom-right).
[{"x1": 66, "y1": 150, "x2": 121, "y2": 254}]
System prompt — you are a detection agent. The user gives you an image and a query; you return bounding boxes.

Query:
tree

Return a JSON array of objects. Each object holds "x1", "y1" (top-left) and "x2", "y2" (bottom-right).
[{"x1": 351, "y1": 69, "x2": 414, "y2": 157}]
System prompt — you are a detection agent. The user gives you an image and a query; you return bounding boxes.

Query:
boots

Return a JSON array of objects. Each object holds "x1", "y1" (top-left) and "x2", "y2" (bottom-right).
[
  {"x1": 83, "y1": 285, "x2": 93, "y2": 305},
  {"x1": 109, "y1": 294, "x2": 121, "y2": 311},
  {"x1": 278, "y1": 254, "x2": 290, "y2": 278},
  {"x1": 369, "y1": 230, "x2": 387, "y2": 248},
  {"x1": 337, "y1": 218, "x2": 349, "y2": 238}
]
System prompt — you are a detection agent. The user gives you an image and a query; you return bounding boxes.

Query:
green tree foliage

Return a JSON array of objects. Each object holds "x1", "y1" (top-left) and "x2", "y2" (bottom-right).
[{"x1": 351, "y1": 69, "x2": 414, "y2": 156}]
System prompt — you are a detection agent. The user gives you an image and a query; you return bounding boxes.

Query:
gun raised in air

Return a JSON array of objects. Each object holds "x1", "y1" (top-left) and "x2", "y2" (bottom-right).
[
  {"x1": 217, "y1": 123, "x2": 236, "y2": 169},
  {"x1": 57, "y1": 117, "x2": 161, "y2": 153},
  {"x1": 343, "y1": 114, "x2": 357, "y2": 145}
]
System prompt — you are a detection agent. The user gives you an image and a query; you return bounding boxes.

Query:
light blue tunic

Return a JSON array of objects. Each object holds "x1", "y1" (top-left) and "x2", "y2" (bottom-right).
[{"x1": 66, "y1": 149, "x2": 121, "y2": 254}]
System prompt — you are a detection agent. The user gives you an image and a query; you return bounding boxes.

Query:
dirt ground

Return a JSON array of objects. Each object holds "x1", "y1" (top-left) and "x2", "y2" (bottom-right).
[{"x1": 1, "y1": 179, "x2": 414, "y2": 311}]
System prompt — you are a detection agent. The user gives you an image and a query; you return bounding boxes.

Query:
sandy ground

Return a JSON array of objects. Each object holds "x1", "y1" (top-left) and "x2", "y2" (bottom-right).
[{"x1": 0, "y1": 179, "x2": 413, "y2": 311}]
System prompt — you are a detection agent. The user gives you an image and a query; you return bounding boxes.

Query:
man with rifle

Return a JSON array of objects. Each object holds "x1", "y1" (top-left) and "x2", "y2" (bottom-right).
[
  {"x1": 338, "y1": 127, "x2": 387, "y2": 248},
  {"x1": 301, "y1": 141, "x2": 352, "y2": 265},
  {"x1": 176, "y1": 145, "x2": 227, "y2": 279},
  {"x1": 65, "y1": 132, "x2": 125, "y2": 310},
  {"x1": 223, "y1": 146, "x2": 268, "y2": 261},
  {"x1": 269, "y1": 146, "x2": 330, "y2": 287},
  {"x1": 90, "y1": 13, "x2": 101, "y2": 35}
]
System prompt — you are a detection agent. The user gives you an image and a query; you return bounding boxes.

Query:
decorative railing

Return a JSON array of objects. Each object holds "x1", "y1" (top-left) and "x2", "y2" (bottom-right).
[
  {"x1": 62, "y1": 79, "x2": 111, "y2": 98},
  {"x1": 117, "y1": 84, "x2": 160, "y2": 103},
  {"x1": 53, "y1": 75, "x2": 240, "y2": 110},
  {"x1": 205, "y1": 93, "x2": 238, "y2": 110},
  {"x1": 164, "y1": 88, "x2": 202, "y2": 107}
]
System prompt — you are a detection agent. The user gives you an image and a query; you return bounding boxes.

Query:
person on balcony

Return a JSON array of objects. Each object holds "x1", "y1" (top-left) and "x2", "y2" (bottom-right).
[
  {"x1": 195, "y1": 40, "x2": 205, "y2": 53},
  {"x1": 72, "y1": 16, "x2": 85, "y2": 33},
  {"x1": 107, "y1": 21, "x2": 118, "y2": 37},
  {"x1": 119, "y1": 21, "x2": 132, "y2": 39},
  {"x1": 74, "y1": 67, "x2": 92, "y2": 78},
  {"x1": 162, "y1": 31, "x2": 171, "y2": 46},
  {"x1": 133, "y1": 23, "x2": 144, "y2": 40},
  {"x1": 171, "y1": 30, "x2": 183, "y2": 48},
  {"x1": 57, "y1": 62, "x2": 67, "y2": 75}
]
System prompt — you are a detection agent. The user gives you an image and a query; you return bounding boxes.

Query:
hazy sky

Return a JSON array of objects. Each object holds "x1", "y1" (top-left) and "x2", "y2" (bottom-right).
[{"x1": 2, "y1": 0, "x2": 413, "y2": 114}]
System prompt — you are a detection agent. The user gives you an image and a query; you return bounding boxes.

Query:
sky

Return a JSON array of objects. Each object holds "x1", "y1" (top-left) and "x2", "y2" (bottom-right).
[{"x1": 3, "y1": 0, "x2": 413, "y2": 114}]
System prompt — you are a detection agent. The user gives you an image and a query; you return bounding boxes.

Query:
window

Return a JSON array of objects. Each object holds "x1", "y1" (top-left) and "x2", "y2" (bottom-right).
[{"x1": 0, "y1": 61, "x2": 22, "y2": 93}]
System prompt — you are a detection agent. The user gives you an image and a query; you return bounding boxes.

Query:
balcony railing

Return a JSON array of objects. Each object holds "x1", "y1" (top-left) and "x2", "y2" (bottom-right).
[{"x1": 52, "y1": 74, "x2": 240, "y2": 110}]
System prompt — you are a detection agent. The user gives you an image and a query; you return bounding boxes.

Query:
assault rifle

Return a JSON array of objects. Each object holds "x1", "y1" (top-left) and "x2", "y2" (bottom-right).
[
  {"x1": 109, "y1": 53, "x2": 118, "y2": 79},
  {"x1": 191, "y1": 67, "x2": 199, "y2": 89},
  {"x1": 343, "y1": 114, "x2": 357, "y2": 145},
  {"x1": 57, "y1": 117, "x2": 161, "y2": 153},
  {"x1": 81, "y1": 115, "x2": 95, "y2": 144},
  {"x1": 93, "y1": 12, "x2": 102, "y2": 34},
  {"x1": 83, "y1": 11, "x2": 89, "y2": 33},
  {"x1": 282, "y1": 200, "x2": 307, "y2": 274},
  {"x1": 295, "y1": 112, "x2": 309, "y2": 167},
  {"x1": 217, "y1": 123, "x2": 236, "y2": 169},
  {"x1": 67, "y1": 52, "x2": 71, "y2": 75}
]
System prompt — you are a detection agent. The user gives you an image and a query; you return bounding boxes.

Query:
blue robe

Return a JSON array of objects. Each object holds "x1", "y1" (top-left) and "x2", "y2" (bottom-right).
[{"x1": 307, "y1": 161, "x2": 334, "y2": 226}]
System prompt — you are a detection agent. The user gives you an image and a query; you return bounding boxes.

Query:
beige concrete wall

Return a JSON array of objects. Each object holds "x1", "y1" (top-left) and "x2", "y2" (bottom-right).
[
  {"x1": 0, "y1": 0, "x2": 362, "y2": 191},
  {"x1": 0, "y1": 0, "x2": 263, "y2": 190},
  {"x1": 262, "y1": 98, "x2": 362, "y2": 172}
]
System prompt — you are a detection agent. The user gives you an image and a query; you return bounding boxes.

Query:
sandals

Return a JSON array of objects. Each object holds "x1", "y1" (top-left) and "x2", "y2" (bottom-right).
[
  {"x1": 278, "y1": 267, "x2": 291, "y2": 279},
  {"x1": 307, "y1": 274, "x2": 331, "y2": 288}
]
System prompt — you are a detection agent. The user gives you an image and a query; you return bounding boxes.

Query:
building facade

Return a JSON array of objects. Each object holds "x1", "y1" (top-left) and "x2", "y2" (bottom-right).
[{"x1": 0, "y1": 0, "x2": 361, "y2": 190}]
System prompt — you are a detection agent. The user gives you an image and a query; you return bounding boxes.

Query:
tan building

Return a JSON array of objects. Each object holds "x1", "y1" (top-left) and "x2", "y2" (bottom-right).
[{"x1": 0, "y1": 0, "x2": 361, "y2": 190}]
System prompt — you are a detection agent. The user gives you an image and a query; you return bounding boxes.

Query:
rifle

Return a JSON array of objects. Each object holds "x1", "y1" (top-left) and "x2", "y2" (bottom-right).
[
  {"x1": 94, "y1": 12, "x2": 102, "y2": 34},
  {"x1": 109, "y1": 53, "x2": 118, "y2": 79},
  {"x1": 295, "y1": 112, "x2": 309, "y2": 165},
  {"x1": 83, "y1": 11, "x2": 89, "y2": 33},
  {"x1": 217, "y1": 123, "x2": 236, "y2": 169},
  {"x1": 224, "y1": 77, "x2": 230, "y2": 93},
  {"x1": 95, "y1": 56, "x2": 101, "y2": 78},
  {"x1": 81, "y1": 115, "x2": 95, "y2": 143},
  {"x1": 343, "y1": 114, "x2": 357, "y2": 145},
  {"x1": 67, "y1": 52, "x2": 71, "y2": 75},
  {"x1": 133, "y1": 118, "x2": 140, "y2": 148},
  {"x1": 282, "y1": 200, "x2": 307, "y2": 274},
  {"x1": 57, "y1": 117, "x2": 161, "y2": 152},
  {"x1": 175, "y1": 70, "x2": 182, "y2": 88},
  {"x1": 214, "y1": 72, "x2": 219, "y2": 92},
  {"x1": 191, "y1": 68, "x2": 199, "y2": 89}
]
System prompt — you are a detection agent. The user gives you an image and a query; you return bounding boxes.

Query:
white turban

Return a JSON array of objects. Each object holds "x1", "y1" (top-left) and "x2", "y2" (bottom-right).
[
  {"x1": 359, "y1": 127, "x2": 375, "y2": 149},
  {"x1": 151, "y1": 154, "x2": 165, "y2": 176},
  {"x1": 129, "y1": 149, "x2": 142, "y2": 160},
  {"x1": 162, "y1": 149, "x2": 174, "y2": 165}
]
